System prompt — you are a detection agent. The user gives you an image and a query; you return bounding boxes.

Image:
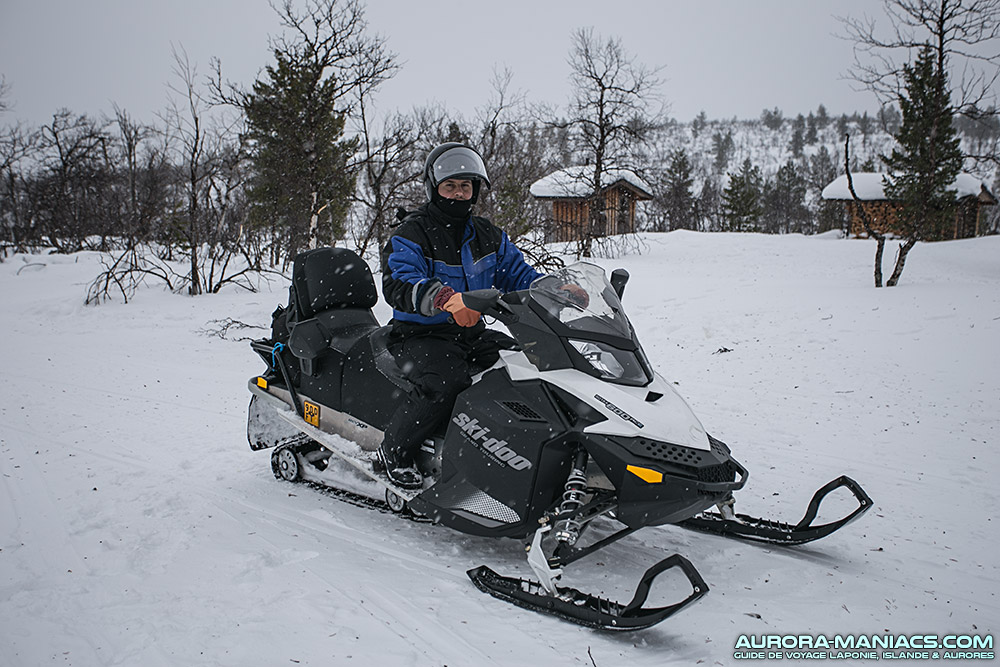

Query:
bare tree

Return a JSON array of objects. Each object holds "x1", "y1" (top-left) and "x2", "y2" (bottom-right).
[
  {"x1": 0, "y1": 80, "x2": 40, "y2": 257},
  {"x1": 34, "y1": 110, "x2": 113, "y2": 252},
  {"x1": 844, "y1": 134, "x2": 888, "y2": 287},
  {"x1": 89, "y1": 48, "x2": 259, "y2": 304},
  {"x1": 269, "y1": 0, "x2": 398, "y2": 118},
  {"x1": 0, "y1": 76, "x2": 11, "y2": 115},
  {"x1": 349, "y1": 107, "x2": 435, "y2": 256},
  {"x1": 111, "y1": 106, "x2": 160, "y2": 246},
  {"x1": 346, "y1": 29, "x2": 428, "y2": 257},
  {"x1": 840, "y1": 0, "x2": 1000, "y2": 168},
  {"x1": 472, "y1": 69, "x2": 561, "y2": 269},
  {"x1": 555, "y1": 28, "x2": 663, "y2": 257},
  {"x1": 163, "y1": 46, "x2": 218, "y2": 295}
]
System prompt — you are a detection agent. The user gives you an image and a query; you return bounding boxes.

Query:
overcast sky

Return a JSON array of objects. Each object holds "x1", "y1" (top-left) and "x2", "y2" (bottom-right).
[{"x1": 1, "y1": 0, "x2": 889, "y2": 129}]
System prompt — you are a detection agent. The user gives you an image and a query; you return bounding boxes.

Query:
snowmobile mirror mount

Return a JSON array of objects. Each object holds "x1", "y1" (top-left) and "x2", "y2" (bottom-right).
[{"x1": 611, "y1": 268, "x2": 629, "y2": 300}]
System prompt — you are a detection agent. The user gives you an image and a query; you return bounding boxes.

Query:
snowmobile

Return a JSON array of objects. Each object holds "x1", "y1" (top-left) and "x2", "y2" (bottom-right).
[{"x1": 246, "y1": 246, "x2": 872, "y2": 631}]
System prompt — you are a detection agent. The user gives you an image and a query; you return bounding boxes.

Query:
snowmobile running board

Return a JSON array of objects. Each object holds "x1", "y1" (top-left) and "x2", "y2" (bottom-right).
[
  {"x1": 678, "y1": 476, "x2": 873, "y2": 546},
  {"x1": 270, "y1": 401, "x2": 419, "y2": 502},
  {"x1": 468, "y1": 553, "x2": 708, "y2": 631}
]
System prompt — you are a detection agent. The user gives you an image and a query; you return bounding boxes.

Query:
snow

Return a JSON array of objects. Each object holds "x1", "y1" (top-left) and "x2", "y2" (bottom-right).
[
  {"x1": 530, "y1": 166, "x2": 653, "y2": 199},
  {"x1": 2, "y1": 233, "x2": 998, "y2": 666},
  {"x1": 821, "y1": 172, "x2": 994, "y2": 201}
]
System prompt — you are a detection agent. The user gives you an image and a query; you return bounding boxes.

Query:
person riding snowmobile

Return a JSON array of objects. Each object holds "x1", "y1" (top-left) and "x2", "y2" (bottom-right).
[{"x1": 376, "y1": 142, "x2": 544, "y2": 489}]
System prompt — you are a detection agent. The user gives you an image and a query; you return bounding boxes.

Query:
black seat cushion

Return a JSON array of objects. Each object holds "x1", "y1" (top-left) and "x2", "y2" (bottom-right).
[{"x1": 291, "y1": 247, "x2": 378, "y2": 319}]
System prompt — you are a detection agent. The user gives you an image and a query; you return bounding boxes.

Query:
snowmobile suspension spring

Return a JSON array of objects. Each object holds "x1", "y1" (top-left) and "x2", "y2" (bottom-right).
[{"x1": 554, "y1": 449, "x2": 589, "y2": 545}]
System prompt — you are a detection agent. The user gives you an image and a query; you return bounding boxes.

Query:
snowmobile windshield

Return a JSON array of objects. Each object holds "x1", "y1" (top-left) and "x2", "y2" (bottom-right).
[{"x1": 528, "y1": 263, "x2": 633, "y2": 339}]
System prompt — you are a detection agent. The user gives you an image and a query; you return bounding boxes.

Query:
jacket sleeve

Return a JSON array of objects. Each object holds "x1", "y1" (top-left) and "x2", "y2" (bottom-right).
[
  {"x1": 381, "y1": 232, "x2": 445, "y2": 316},
  {"x1": 494, "y1": 232, "x2": 543, "y2": 293}
]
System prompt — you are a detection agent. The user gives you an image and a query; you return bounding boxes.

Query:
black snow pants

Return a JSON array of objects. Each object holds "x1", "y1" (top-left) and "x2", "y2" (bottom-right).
[{"x1": 380, "y1": 320, "x2": 514, "y2": 466}]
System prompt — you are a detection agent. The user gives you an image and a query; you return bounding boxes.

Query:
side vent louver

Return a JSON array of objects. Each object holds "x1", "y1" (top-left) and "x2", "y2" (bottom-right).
[{"x1": 498, "y1": 401, "x2": 546, "y2": 422}]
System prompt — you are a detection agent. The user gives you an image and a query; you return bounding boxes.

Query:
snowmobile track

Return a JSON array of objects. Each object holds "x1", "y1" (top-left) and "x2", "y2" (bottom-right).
[{"x1": 281, "y1": 475, "x2": 433, "y2": 524}]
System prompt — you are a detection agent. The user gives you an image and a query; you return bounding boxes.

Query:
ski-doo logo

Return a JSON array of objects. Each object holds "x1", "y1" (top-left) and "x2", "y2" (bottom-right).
[
  {"x1": 452, "y1": 413, "x2": 533, "y2": 471},
  {"x1": 594, "y1": 394, "x2": 644, "y2": 429}
]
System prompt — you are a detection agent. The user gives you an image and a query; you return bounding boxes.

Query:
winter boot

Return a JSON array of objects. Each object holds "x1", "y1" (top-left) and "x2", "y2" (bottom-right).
[{"x1": 374, "y1": 447, "x2": 423, "y2": 490}]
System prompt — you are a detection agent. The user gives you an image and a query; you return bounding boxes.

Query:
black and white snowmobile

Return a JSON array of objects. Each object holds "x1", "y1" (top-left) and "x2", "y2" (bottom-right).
[{"x1": 246, "y1": 246, "x2": 872, "y2": 631}]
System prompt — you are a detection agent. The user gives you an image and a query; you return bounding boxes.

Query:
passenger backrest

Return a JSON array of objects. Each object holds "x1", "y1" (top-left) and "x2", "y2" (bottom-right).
[
  {"x1": 287, "y1": 247, "x2": 379, "y2": 377},
  {"x1": 291, "y1": 247, "x2": 378, "y2": 320}
]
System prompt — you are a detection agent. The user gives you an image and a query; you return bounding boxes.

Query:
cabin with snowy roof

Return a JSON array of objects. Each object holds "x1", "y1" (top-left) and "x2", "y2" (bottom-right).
[
  {"x1": 821, "y1": 172, "x2": 997, "y2": 241},
  {"x1": 529, "y1": 166, "x2": 653, "y2": 243}
]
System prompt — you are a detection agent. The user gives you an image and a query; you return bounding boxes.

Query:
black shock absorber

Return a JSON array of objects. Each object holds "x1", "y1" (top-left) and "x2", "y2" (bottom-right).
[{"x1": 553, "y1": 449, "x2": 589, "y2": 546}]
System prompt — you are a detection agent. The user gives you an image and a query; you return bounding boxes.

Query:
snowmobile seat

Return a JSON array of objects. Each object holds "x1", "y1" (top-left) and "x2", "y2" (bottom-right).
[
  {"x1": 369, "y1": 326, "x2": 415, "y2": 392},
  {"x1": 287, "y1": 247, "x2": 381, "y2": 376}
]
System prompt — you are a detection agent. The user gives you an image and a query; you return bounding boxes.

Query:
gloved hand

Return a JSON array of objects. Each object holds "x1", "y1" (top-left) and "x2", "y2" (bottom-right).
[
  {"x1": 434, "y1": 286, "x2": 481, "y2": 327},
  {"x1": 559, "y1": 283, "x2": 590, "y2": 308}
]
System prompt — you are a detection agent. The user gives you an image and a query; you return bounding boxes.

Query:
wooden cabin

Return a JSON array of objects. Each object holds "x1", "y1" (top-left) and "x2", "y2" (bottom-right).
[
  {"x1": 821, "y1": 172, "x2": 997, "y2": 241},
  {"x1": 530, "y1": 166, "x2": 653, "y2": 243}
]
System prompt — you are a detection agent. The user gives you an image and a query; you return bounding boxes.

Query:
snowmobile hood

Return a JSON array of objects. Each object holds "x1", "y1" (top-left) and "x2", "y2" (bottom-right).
[{"x1": 499, "y1": 350, "x2": 710, "y2": 451}]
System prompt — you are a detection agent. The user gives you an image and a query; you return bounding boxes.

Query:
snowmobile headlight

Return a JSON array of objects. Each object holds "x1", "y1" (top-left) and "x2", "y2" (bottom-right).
[{"x1": 568, "y1": 339, "x2": 649, "y2": 385}]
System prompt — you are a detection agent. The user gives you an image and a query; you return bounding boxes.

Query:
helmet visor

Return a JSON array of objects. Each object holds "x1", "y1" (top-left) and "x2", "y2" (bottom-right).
[{"x1": 431, "y1": 147, "x2": 490, "y2": 188}]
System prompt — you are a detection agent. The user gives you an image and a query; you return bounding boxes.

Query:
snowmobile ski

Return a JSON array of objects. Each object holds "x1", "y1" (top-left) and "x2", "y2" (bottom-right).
[
  {"x1": 678, "y1": 475, "x2": 872, "y2": 546},
  {"x1": 467, "y1": 552, "x2": 708, "y2": 631}
]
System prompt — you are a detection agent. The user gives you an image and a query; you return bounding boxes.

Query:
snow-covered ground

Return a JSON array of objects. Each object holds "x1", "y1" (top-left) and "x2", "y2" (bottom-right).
[{"x1": 1, "y1": 232, "x2": 997, "y2": 666}]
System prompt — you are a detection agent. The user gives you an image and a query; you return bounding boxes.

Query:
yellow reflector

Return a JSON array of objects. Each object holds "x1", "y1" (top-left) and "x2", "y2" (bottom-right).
[
  {"x1": 626, "y1": 465, "x2": 663, "y2": 484},
  {"x1": 256, "y1": 377, "x2": 268, "y2": 389}
]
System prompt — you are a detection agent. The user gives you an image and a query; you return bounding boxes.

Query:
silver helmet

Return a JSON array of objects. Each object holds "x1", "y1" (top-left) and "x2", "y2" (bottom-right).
[{"x1": 423, "y1": 142, "x2": 491, "y2": 201}]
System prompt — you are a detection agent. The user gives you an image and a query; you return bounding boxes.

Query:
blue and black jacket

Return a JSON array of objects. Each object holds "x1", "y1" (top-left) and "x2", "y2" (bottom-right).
[{"x1": 381, "y1": 203, "x2": 542, "y2": 326}]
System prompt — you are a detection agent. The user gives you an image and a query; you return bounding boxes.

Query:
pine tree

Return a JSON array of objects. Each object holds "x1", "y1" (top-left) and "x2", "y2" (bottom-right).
[
  {"x1": 660, "y1": 148, "x2": 696, "y2": 231},
  {"x1": 789, "y1": 125, "x2": 805, "y2": 157},
  {"x1": 805, "y1": 112, "x2": 818, "y2": 144},
  {"x1": 698, "y1": 176, "x2": 722, "y2": 231},
  {"x1": 808, "y1": 146, "x2": 845, "y2": 234},
  {"x1": 245, "y1": 50, "x2": 358, "y2": 261},
  {"x1": 881, "y1": 44, "x2": 963, "y2": 283},
  {"x1": 816, "y1": 104, "x2": 830, "y2": 129},
  {"x1": 878, "y1": 105, "x2": 902, "y2": 134},
  {"x1": 761, "y1": 107, "x2": 784, "y2": 131},
  {"x1": 712, "y1": 130, "x2": 734, "y2": 174},
  {"x1": 791, "y1": 113, "x2": 807, "y2": 156},
  {"x1": 857, "y1": 112, "x2": 873, "y2": 146},
  {"x1": 764, "y1": 160, "x2": 810, "y2": 234},
  {"x1": 692, "y1": 110, "x2": 708, "y2": 138},
  {"x1": 721, "y1": 158, "x2": 764, "y2": 232},
  {"x1": 836, "y1": 114, "x2": 849, "y2": 137}
]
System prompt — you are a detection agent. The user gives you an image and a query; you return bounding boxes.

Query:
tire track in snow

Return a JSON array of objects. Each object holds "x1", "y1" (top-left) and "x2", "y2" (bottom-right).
[
  {"x1": 210, "y1": 491, "x2": 528, "y2": 666},
  {"x1": 0, "y1": 423, "x2": 128, "y2": 666}
]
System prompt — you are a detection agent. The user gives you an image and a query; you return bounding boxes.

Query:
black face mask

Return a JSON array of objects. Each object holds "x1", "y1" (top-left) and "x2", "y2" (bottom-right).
[
  {"x1": 431, "y1": 195, "x2": 474, "y2": 221},
  {"x1": 430, "y1": 179, "x2": 481, "y2": 222}
]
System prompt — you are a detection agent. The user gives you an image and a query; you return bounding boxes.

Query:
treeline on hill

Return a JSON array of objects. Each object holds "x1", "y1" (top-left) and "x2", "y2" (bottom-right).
[
  {"x1": 3, "y1": 96, "x2": 998, "y2": 275},
  {"x1": 645, "y1": 104, "x2": 1000, "y2": 236},
  {"x1": 4, "y1": 101, "x2": 998, "y2": 299},
  {"x1": 1, "y1": 2, "x2": 999, "y2": 302}
]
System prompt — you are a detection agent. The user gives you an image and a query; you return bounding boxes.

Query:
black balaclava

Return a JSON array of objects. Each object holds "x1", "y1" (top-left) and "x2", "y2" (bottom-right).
[
  {"x1": 423, "y1": 143, "x2": 488, "y2": 233},
  {"x1": 428, "y1": 180, "x2": 482, "y2": 229}
]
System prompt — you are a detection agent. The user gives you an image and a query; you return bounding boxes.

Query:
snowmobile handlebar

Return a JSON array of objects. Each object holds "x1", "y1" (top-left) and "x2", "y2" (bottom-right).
[{"x1": 461, "y1": 288, "x2": 519, "y2": 324}]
